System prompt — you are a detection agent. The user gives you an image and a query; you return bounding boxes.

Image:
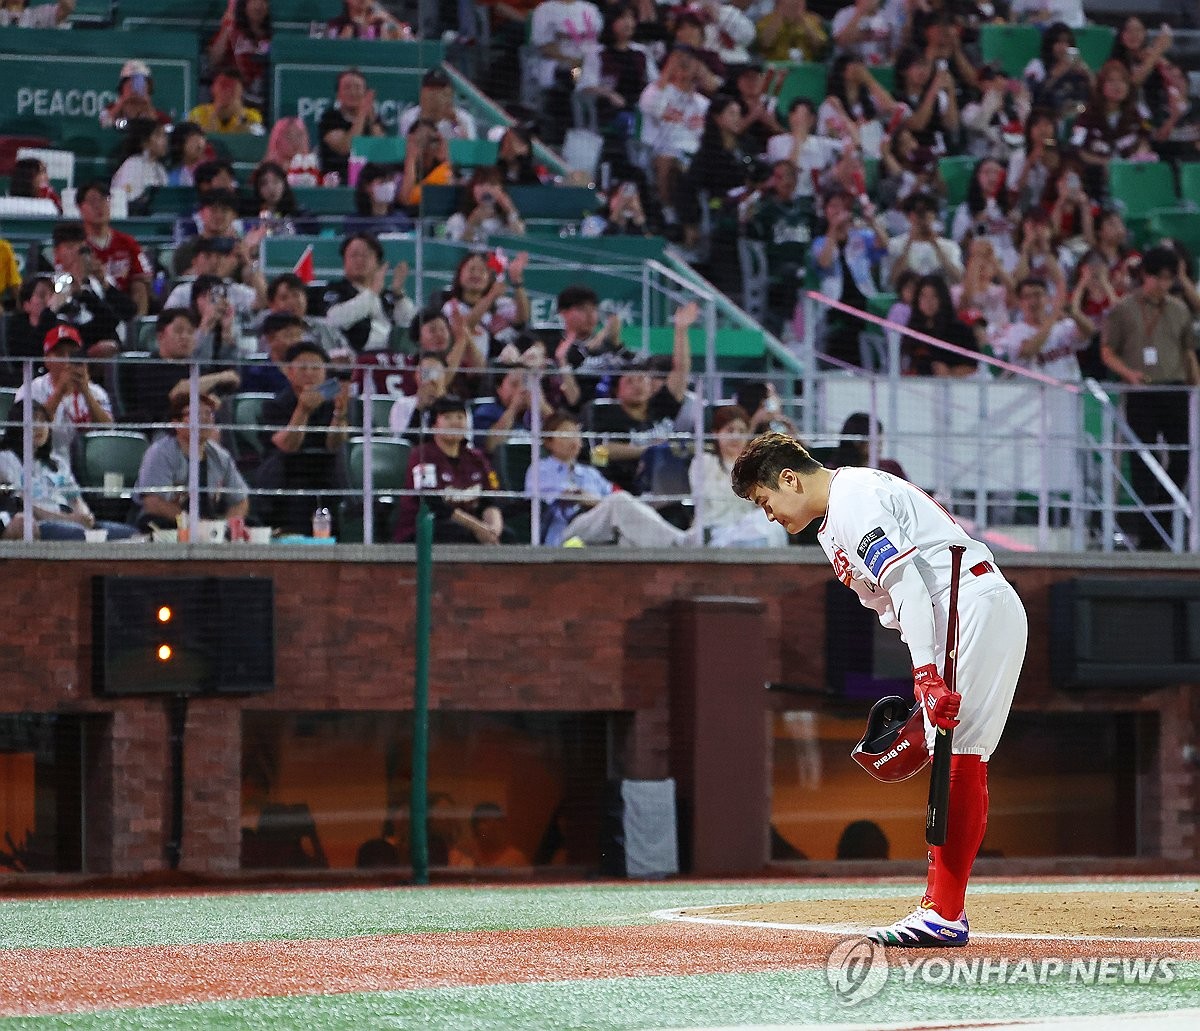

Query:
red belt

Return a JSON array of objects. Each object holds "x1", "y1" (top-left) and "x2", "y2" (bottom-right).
[{"x1": 969, "y1": 561, "x2": 995, "y2": 577}]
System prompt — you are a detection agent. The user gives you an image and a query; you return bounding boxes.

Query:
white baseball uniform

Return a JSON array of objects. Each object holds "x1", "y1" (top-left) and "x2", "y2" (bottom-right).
[{"x1": 817, "y1": 467, "x2": 1027, "y2": 759}]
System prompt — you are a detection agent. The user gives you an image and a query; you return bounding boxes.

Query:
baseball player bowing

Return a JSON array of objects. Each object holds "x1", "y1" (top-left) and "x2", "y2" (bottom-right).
[{"x1": 732, "y1": 432, "x2": 1027, "y2": 947}]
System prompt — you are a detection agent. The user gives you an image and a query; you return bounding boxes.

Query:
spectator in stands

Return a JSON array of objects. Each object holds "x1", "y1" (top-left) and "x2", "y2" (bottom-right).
[
  {"x1": 14, "y1": 325, "x2": 113, "y2": 458},
  {"x1": 1006, "y1": 108, "x2": 1060, "y2": 211},
  {"x1": 49, "y1": 224, "x2": 137, "y2": 354},
  {"x1": 0, "y1": 399, "x2": 137, "y2": 542},
  {"x1": 1101, "y1": 246, "x2": 1199, "y2": 548},
  {"x1": 189, "y1": 66, "x2": 265, "y2": 136},
  {"x1": 473, "y1": 361, "x2": 554, "y2": 455},
  {"x1": 766, "y1": 98, "x2": 841, "y2": 199},
  {"x1": 953, "y1": 237, "x2": 1014, "y2": 345},
  {"x1": 728, "y1": 64, "x2": 783, "y2": 158},
  {"x1": 448, "y1": 802, "x2": 528, "y2": 867},
  {"x1": 319, "y1": 68, "x2": 387, "y2": 183},
  {"x1": 950, "y1": 157, "x2": 1018, "y2": 273},
  {"x1": 1071, "y1": 61, "x2": 1153, "y2": 196},
  {"x1": 2, "y1": 278, "x2": 59, "y2": 384},
  {"x1": 690, "y1": 403, "x2": 788, "y2": 547},
  {"x1": 830, "y1": 411, "x2": 908, "y2": 480},
  {"x1": 258, "y1": 273, "x2": 345, "y2": 354},
  {"x1": 99, "y1": 61, "x2": 170, "y2": 129},
  {"x1": 530, "y1": 0, "x2": 604, "y2": 140},
  {"x1": 818, "y1": 55, "x2": 899, "y2": 159},
  {"x1": 246, "y1": 161, "x2": 306, "y2": 233},
  {"x1": 905, "y1": 273, "x2": 980, "y2": 376},
  {"x1": 257, "y1": 340, "x2": 350, "y2": 532},
  {"x1": 1110, "y1": 17, "x2": 1177, "y2": 109},
  {"x1": 123, "y1": 307, "x2": 240, "y2": 430},
  {"x1": 894, "y1": 45, "x2": 959, "y2": 155},
  {"x1": 734, "y1": 379, "x2": 796, "y2": 437},
  {"x1": 388, "y1": 351, "x2": 451, "y2": 441},
  {"x1": 190, "y1": 275, "x2": 242, "y2": 364},
  {"x1": 877, "y1": 126, "x2": 943, "y2": 218},
  {"x1": 132, "y1": 391, "x2": 250, "y2": 531},
  {"x1": 530, "y1": 407, "x2": 688, "y2": 546},
  {"x1": 1042, "y1": 159, "x2": 1096, "y2": 257},
  {"x1": 755, "y1": 0, "x2": 828, "y2": 63},
  {"x1": 164, "y1": 121, "x2": 208, "y2": 188},
  {"x1": 739, "y1": 159, "x2": 810, "y2": 319},
  {"x1": 811, "y1": 187, "x2": 887, "y2": 366},
  {"x1": 0, "y1": 0, "x2": 72, "y2": 27},
  {"x1": 961, "y1": 64, "x2": 1031, "y2": 163},
  {"x1": 321, "y1": 233, "x2": 416, "y2": 353},
  {"x1": 992, "y1": 274, "x2": 1094, "y2": 383},
  {"x1": 394, "y1": 394, "x2": 507, "y2": 543},
  {"x1": 191, "y1": 159, "x2": 239, "y2": 205},
  {"x1": 78, "y1": 181, "x2": 152, "y2": 318},
  {"x1": 579, "y1": 4, "x2": 656, "y2": 137},
  {"x1": 886, "y1": 191, "x2": 962, "y2": 285},
  {"x1": 325, "y1": 0, "x2": 411, "y2": 39},
  {"x1": 207, "y1": 0, "x2": 273, "y2": 108},
  {"x1": 442, "y1": 251, "x2": 529, "y2": 374},
  {"x1": 1010, "y1": 0, "x2": 1084, "y2": 29},
  {"x1": 702, "y1": 0, "x2": 756, "y2": 67},
  {"x1": 444, "y1": 169, "x2": 525, "y2": 244},
  {"x1": 670, "y1": 12, "x2": 724, "y2": 94},
  {"x1": 266, "y1": 115, "x2": 315, "y2": 173},
  {"x1": 831, "y1": 0, "x2": 897, "y2": 67},
  {"x1": 1089, "y1": 209, "x2": 1133, "y2": 280},
  {"x1": 110, "y1": 120, "x2": 170, "y2": 205},
  {"x1": 494, "y1": 122, "x2": 544, "y2": 186},
  {"x1": 345, "y1": 163, "x2": 409, "y2": 235},
  {"x1": 584, "y1": 302, "x2": 692, "y2": 494},
  {"x1": 1023, "y1": 22, "x2": 1092, "y2": 122},
  {"x1": 917, "y1": 10, "x2": 977, "y2": 94},
  {"x1": 169, "y1": 237, "x2": 253, "y2": 313},
  {"x1": 0, "y1": 236, "x2": 19, "y2": 311},
  {"x1": 240, "y1": 312, "x2": 305, "y2": 394},
  {"x1": 399, "y1": 121, "x2": 454, "y2": 208},
  {"x1": 171, "y1": 189, "x2": 267, "y2": 291},
  {"x1": 397, "y1": 68, "x2": 478, "y2": 141},
  {"x1": 1012, "y1": 208, "x2": 1066, "y2": 302},
  {"x1": 583, "y1": 179, "x2": 651, "y2": 236},
  {"x1": 9, "y1": 157, "x2": 61, "y2": 214},
  {"x1": 554, "y1": 284, "x2": 629, "y2": 406},
  {"x1": 678, "y1": 93, "x2": 755, "y2": 244},
  {"x1": 639, "y1": 48, "x2": 709, "y2": 232}
]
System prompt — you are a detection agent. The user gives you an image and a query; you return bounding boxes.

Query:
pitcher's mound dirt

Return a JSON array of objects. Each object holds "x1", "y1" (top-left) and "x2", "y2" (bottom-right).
[{"x1": 684, "y1": 891, "x2": 1200, "y2": 938}]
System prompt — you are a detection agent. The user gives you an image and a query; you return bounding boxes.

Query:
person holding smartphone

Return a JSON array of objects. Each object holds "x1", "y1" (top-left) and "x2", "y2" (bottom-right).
[{"x1": 99, "y1": 60, "x2": 170, "y2": 129}]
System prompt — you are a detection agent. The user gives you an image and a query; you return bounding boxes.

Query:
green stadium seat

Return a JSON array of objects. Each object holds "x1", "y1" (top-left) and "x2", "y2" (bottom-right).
[
  {"x1": 938, "y1": 155, "x2": 977, "y2": 210},
  {"x1": 1179, "y1": 163, "x2": 1200, "y2": 208},
  {"x1": 495, "y1": 439, "x2": 532, "y2": 494},
  {"x1": 230, "y1": 391, "x2": 276, "y2": 463},
  {"x1": 146, "y1": 186, "x2": 199, "y2": 214},
  {"x1": 868, "y1": 65, "x2": 895, "y2": 96},
  {"x1": 208, "y1": 133, "x2": 268, "y2": 165},
  {"x1": 341, "y1": 435, "x2": 411, "y2": 541},
  {"x1": 116, "y1": 0, "x2": 224, "y2": 28},
  {"x1": 1073, "y1": 25, "x2": 1116, "y2": 72},
  {"x1": 771, "y1": 62, "x2": 828, "y2": 112},
  {"x1": 505, "y1": 185, "x2": 596, "y2": 220},
  {"x1": 867, "y1": 293, "x2": 898, "y2": 320},
  {"x1": 417, "y1": 184, "x2": 460, "y2": 218},
  {"x1": 1108, "y1": 161, "x2": 1178, "y2": 219},
  {"x1": 1147, "y1": 208, "x2": 1200, "y2": 271},
  {"x1": 449, "y1": 138, "x2": 499, "y2": 168},
  {"x1": 291, "y1": 187, "x2": 356, "y2": 215},
  {"x1": 624, "y1": 326, "x2": 766, "y2": 361},
  {"x1": 979, "y1": 24, "x2": 1040, "y2": 78},
  {"x1": 0, "y1": 387, "x2": 16, "y2": 422},
  {"x1": 351, "y1": 136, "x2": 406, "y2": 163},
  {"x1": 76, "y1": 430, "x2": 150, "y2": 520}
]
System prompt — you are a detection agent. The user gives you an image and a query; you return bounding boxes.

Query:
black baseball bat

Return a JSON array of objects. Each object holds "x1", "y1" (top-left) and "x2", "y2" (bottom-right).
[{"x1": 926, "y1": 544, "x2": 966, "y2": 847}]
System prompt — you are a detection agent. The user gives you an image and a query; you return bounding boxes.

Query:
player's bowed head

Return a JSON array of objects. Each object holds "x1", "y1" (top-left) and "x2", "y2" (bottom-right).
[{"x1": 730, "y1": 431, "x2": 832, "y2": 536}]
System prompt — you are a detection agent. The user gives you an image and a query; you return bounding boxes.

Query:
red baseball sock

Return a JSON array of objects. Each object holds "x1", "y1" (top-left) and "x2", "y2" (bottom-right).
[{"x1": 922, "y1": 754, "x2": 988, "y2": 920}]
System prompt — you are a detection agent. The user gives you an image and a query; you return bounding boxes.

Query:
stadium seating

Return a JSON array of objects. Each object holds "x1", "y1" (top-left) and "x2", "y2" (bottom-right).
[
  {"x1": 1108, "y1": 162, "x2": 1179, "y2": 219},
  {"x1": 979, "y1": 24, "x2": 1040, "y2": 78},
  {"x1": 938, "y1": 155, "x2": 977, "y2": 210},
  {"x1": 1073, "y1": 25, "x2": 1117, "y2": 71},
  {"x1": 76, "y1": 430, "x2": 150, "y2": 521}
]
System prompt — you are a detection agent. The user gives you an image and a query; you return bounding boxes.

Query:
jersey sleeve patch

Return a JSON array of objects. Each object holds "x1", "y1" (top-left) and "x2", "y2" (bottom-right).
[
  {"x1": 862, "y1": 535, "x2": 900, "y2": 578},
  {"x1": 856, "y1": 526, "x2": 886, "y2": 559}
]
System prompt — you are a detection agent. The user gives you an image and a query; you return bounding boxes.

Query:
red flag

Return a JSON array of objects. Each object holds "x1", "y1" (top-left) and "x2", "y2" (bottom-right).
[{"x1": 293, "y1": 244, "x2": 314, "y2": 285}]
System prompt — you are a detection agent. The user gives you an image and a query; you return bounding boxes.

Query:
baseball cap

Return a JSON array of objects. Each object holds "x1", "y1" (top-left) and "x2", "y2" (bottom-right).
[
  {"x1": 44, "y1": 324, "x2": 83, "y2": 354},
  {"x1": 120, "y1": 60, "x2": 151, "y2": 80},
  {"x1": 430, "y1": 394, "x2": 467, "y2": 417}
]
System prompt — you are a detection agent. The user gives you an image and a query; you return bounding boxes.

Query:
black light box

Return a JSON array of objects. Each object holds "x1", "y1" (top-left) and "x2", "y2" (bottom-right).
[{"x1": 92, "y1": 576, "x2": 275, "y2": 696}]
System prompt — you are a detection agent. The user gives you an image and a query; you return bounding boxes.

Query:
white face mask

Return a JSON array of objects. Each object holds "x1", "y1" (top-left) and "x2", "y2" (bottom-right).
[{"x1": 370, "y1": 181, "x2": 397, "y2": 204}]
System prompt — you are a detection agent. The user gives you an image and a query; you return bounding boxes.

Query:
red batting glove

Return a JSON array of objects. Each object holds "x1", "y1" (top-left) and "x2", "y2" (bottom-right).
[{"x1": 913, "y1": 664, "x2": 960, "y2": 730}]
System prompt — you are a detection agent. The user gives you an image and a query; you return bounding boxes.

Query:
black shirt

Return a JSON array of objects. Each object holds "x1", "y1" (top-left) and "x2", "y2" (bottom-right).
[
  {"x1": 318, "y1": 105, "x2": 386, "y2": 182},
  {"x1": 586, "y1": 389, "x2": 682, "y2": 494}
]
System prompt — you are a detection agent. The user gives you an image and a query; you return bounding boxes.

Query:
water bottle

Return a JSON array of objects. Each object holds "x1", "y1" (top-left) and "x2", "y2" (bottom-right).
[{"x1": 312, "y1": 507, "x2": 332, "y2": 538}]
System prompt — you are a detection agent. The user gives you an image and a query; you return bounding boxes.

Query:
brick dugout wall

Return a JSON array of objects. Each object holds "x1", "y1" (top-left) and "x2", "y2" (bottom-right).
[{"x1": 0, "y1": 548, "x2": 1195, "y2": 875}]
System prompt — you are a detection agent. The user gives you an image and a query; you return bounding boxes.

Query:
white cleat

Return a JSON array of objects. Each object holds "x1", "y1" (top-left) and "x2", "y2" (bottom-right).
[{"x1": 867, "y1": 905, "x2": 969, "y2": 947}]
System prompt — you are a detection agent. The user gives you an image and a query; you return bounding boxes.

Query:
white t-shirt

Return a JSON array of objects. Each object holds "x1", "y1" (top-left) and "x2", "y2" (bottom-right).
[
  {"x1": 110, "y1": 154, "x2": 168, "y2": 202},
  {"x1": 638, "y1": 82, "x2": 709, "y2": 158},
  {"x1": 991, "y1": 317, "x2": 1087, "y2": 382},
  {"x1": 530, "y1": 0, "x2": 603, "y2": 88},
  {"x1": 396, "y1": 106, "x2": 478, "y2": 141},
  {"x1": 817, "y1": 466, "x2": 996, "y2": 635},
  {"x1": 0, "y1": 4, "x2": 64, "y2": 27},
  {"x1": 15, "y1": 373, "x2": 114, "y2": 458},
  {"x1": 765, "y1": 133, "x2": 843, "y2": 196},
  {"x1": 885, "y1": 234, "x2": 964, "y2": 279},
  {"x1": 830, "y1": 5, "x2": 895, "y2": 65},
  {"x1": 1009, "y1": 0, "x2": 1084, "y2": 29}
]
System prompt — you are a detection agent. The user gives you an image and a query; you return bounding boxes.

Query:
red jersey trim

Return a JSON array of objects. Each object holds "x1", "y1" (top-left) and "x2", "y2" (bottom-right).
[{"x1": 876, "y1": 545, "x2": 917, "y2": 581}]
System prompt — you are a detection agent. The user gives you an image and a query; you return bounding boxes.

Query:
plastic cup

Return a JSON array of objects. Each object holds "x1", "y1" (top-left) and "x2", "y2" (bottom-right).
[{"x1": 83, "y1": 528, "x2": 107, "y2": 543}]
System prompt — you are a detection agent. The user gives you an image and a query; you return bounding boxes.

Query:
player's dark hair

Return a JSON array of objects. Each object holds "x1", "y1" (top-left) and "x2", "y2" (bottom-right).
[{"x1": 730, "y1": 431, "x2": 822, "y2": 499}]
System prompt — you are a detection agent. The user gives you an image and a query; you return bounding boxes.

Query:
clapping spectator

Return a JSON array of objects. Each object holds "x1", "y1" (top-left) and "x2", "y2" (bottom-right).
[
  {"x1": 885, "y1": 191, "x2": 963, "y2": 285},
  {"x1": 1024, "y1": 22, "x2": 1092, "y2": 122},
  {"x1": 579, "y1": 4, "x2": 655, "y2": 136},
  {"x1": 1110, "y1": 16, "x2": 1182, "y2": 121},
  {"x1": 189, "y1": 66, "x2": 264, "y2": 135},
  {"x1": 894, "y1": 45, "x2": 959, "y2": 154},
  {"x1": 0, "y1": 0, "x2": 73, "y2": 26},
  {"x1": 398, "y1": 121, "x2": 453, "y2": 208},
  {"x1": 755, "y1": 0, "x2": 828, "y2": 63},
  {"x1": 321, "y1": 232, "x2": 416, "y2": 353},
  {"x1": 639, "y1": 49, "x2": 709, "y2": 231},
  {"x1": 831, "y1": 0, "x2": 897, "y2": 67},
  {"x1": 319, "y1": 69, "x2": 387, "y2": 183},
  {"x1": 445, "y1": 169, "x2": 526, "y2": 243},
  {"x1": 952, "y1": 237, "x2": 1014, "y2": 344},
  {"x1": 110, "y1": 120, "x2": 169, "y2": 204},
  {"x1": 208, "y1": 0, "x2": 272, "y2": 107},
  {"x1": 1012, "y1": 208, "x2": 1066, "y2": 301},
  {"x1": 325, "y1": 0, "x2": 410, "y2": 39},
  {"x1": 0, "y1": 400, "x2": 136, "y2": 543},
  {"x1": 992, "y1": 274, "x2": 1094, "y2": 383},
  {"x1": 394, "y1": 395, "x2": 506, "y2": 544},
  {"x1": 1006, "y1": 109, "x2": 1060, "y2": 211},
  {"x1": 905, "y1": 273, "x2": 980, "y2": 376},
  {"x1": 961, "y1": 64, "x2": 1031, "y2": 162},
  {"x1": 14, "y1": 325, "x2": 114, "y2": 458},
  {"x1": 1070, "y1": 61, "x2": 1153, "y2": 196},
  {"x1": 950, "y1": 158, "x2": 1019, "y2": 272},
  {"x1": 818, "y1": 55, "x2": 899, "y2": 158},
  {"x1": 257, "y1": 341, "x2": 351, "y2": 533},
  {"x1": 397, "y1": 68, "x2": 477, "y2": 141},
  {"x1": 132, "y1": 392, "x2": 250, "y2": 531},
  {"x1": 99, "y1": 61, "x2": 170, "y2": 129},
  {"x1": 10, "y1": 157, "x2": 61, "y2": 213},
  {"x1": 766, "y1": 98, "x2": 841, "y2": 198},
  {"x1": 442, "y1": 251, "x2": 529, "y2": 372},
  {"x1": 729, "y1": 63, "x2": 784, "y2": 157}
]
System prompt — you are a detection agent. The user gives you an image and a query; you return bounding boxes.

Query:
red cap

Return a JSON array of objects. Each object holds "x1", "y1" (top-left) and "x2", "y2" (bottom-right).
[{"x1": 43, "y1": 324, "x2": 83, "y2": 354}]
